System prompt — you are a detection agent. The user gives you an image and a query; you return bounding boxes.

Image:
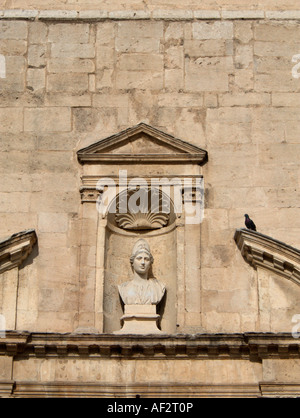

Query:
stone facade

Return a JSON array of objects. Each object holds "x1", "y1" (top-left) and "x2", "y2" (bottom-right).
[{"x1": 0, "y1": 0, "x2": 300, "y2": 397}]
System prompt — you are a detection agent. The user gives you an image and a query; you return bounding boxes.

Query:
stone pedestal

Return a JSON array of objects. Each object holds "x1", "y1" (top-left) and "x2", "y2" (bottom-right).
[{"x1": 114, "y1": 304, "x2": 163, "y2": 334}]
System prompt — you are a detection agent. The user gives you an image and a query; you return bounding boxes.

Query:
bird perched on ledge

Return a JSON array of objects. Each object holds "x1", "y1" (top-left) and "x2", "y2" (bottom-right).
[{"x1": 244, "y1": 214, "x2": 256, "y2": 231}]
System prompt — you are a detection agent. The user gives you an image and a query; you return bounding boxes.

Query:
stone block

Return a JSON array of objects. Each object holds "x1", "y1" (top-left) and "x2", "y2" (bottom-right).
[
  {"x1": 24, "y1": 107, "x2": 72, "y2": 132},
  {"x1": 254, "y1": 22, "x2": 300, "y2": 43},
  {"x1": 118, "y1": 53, "x2": 163, "y2": 71},
  {"x1": 185, "y1": 57, "x2": 231, "y2": 92},
  {"x1": 116, "y1": 21, "x2": 162, "y2": 52},
  {"x1": 0, "y1": 39, "x2": 27, "y2": 55},
  {"x1": 115, "y1": 70, "x2": 163, "y2": 90},
  {"x1": 38, "y1": 287, "x2": 65, "y2": 312},
  {"x1": 28, "y1": 44, "x2": 47, "y2": 68},
  {"x1": 51, "y1": 43, "x2": 95, "y2": 59},
  {"x1": 254, "y1": 56, "x2": 292, "y2": 73},
  {"x1": 27, "y1": 68, "x2": 45, "y2": 92},
  {"x1": 0, "y1": 192, "x2": 30, "y2": 212},
  {"x1": 0, "y1": 357, "x2": 13, "y2": 380},
  {"x1": 29, "y1": 152, "x2": 75, "y2": 174},
  {"x1": 117, "y1": 21, "x2": 164, "y2": 40},
  {"x1": 89, "y1": 74, "x2": 96, "y2": 92},
  {"x1": 165, "y1": 22, "x2": 184, "y2": 40},
  {"x1": 72, "y1": 107, "x2": 101, "y2": 132},
  {"x1": 47, "y1": 73, "x2": 89, "y2": 93},
  {"x1": 258, "y1": 144, "x2": 300, "y2": 166},
  {"x1": 254, "y1": 41, "x2": 299, "y2": 58},
  {"x1": 157, "y1": 92, "x2": 203, "y2": 107},
  {"x1": 208, "y1": 143, "x2": 258, "y2": 167},
  {"x1": 218, "y1": 93, "x2": 271, "y2": 107},
  {"x1": 184, "y1": 39, "x2": 232, "y2": 58},
  {"x1": 0, "y1": 107, "x2": 23, "y2": 132},
  {"x1": 96, "y1": 22, "x2": 116, "y2": 45},
  {"x1": 0, "y1": 213, "x2": 37, "y2": 238},
  {"x1": 192, "y1": 21, "x2": 233, "y2": 40},
  {"x1": 116, "y1": 36, "x2": 161, "y2": 53},
  {"x1": 28, "y1": 21, "x2": 47, "y2": 44},
  {"x1": 4, "y1": 55, "x2": 26, "y2": 73},
  {"x1": 48, "y1": 23, "x2": 89, "y2": 43},
  {"x1": 38, "y1": 213, "x2": 69, "y2": 233},
  {"x1": 165, "y1": 69, "x2": 184, "y2": 91},
  {"x1": 30, "y1": 191, "x2": 78, "y2": 213},
  {"x1": 204, "y1": 92, "x2": 218, "y2": 108},
  {"x1": 234, "y1": 21, "x2": 253, "y2": 44},
  {"x1": 48, "y1": 58, "x2": 95, "y2": 73},
  {"x1": 235, "y1": 44, "x2": 253, "y2": 69},
  {"x1": 92, "y1": 93, "x2": 129, "y2": 108},
  {"x1": 255, "y1": 72, "x2": 298, "y2": 93},
  {"x1": 45, "y1": 93, "x2": 92, "y2": 107},
  {"x1": 165, "y1": 45, "x2": 184, "y2": 69},
  {"x1": 202, "y1": 312, "x2": 241, "y2": 333},
  {"x1": 234, "y1": 69, "x2": 254, "y2": 91},
  {"x1": 272, "y1": 93, "x2": 300, "y2": 107},
  {"x1": 95, "y1": 46, "x2": 114, "y2": 69},
  {"x1": 0, "y1": 21, "x2": 27, "y2": 40}
]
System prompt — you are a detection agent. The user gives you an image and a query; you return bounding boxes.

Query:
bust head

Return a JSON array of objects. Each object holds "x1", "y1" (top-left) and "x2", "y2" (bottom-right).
[
  {"x1": 130, "y1": 239, "x2": 153, "y2": 274},
  {"x1": 118, "y1": 238, "x2": 165, "y2": 305}
]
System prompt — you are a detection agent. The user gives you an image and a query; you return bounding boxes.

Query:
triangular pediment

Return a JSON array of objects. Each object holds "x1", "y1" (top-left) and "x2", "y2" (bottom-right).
[{"x1": 77, "y1": 123, "x2": 207, "y2": 164}]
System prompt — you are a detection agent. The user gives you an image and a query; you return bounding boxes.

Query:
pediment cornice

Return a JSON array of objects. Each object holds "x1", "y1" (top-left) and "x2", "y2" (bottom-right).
[
  {"x1": 234, "y1": 228, "x2": 300, "y2": 285},
  {"x1": 77, "y1": 123, "x2": 208, "y2": 165},
  {"x1": 0, "y1": 230, "x2": 37, "y2": 274}
]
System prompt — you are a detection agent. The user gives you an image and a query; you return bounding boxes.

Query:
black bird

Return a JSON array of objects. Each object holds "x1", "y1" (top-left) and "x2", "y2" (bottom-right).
[{"x1": 244, "y1": 214, "x2": 256, "y2": 231}]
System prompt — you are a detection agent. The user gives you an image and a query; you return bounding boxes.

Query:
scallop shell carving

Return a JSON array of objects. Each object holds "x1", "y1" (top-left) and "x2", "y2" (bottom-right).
[
  {"x1": 114, "y1": 188, "x2": 170, "y2": 230},
  {"x1": 115, "y1": 211, "x2": 169, "y2": 230}
]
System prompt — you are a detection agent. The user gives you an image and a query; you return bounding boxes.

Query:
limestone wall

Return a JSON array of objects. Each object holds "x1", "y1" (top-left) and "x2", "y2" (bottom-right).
[{"x1": 0, "y1": 11, "x2": 300, "y2": 334}]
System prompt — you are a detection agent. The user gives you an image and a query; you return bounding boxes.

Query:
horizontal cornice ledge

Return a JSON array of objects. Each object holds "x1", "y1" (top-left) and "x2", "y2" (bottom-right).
[
  {"x1": 78, "y1": 154, "x2": 206, "y2": 164},
  {"x1": 1, "y1": 9, "x2": 300, "y2": 21},
  {"x1": 0, "y1": 230, "x2": 37, "y2": 274},
  {"x1": 1, "y1": 331, "x2": 299, "y2": 360},
  {"x1": 234, "y1": 228, "x2": 300, "y2": 286}
]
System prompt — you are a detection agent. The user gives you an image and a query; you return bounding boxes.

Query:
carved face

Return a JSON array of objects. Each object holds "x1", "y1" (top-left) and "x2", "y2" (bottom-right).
[{"x1": 132, "y1": 251, "x2": 151, "y2": 276}]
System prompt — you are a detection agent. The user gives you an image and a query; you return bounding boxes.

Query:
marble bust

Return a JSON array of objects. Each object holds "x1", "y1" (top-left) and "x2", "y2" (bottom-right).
[{"x1": 118, "y1": 239, "x2": 166, "y2": 305}]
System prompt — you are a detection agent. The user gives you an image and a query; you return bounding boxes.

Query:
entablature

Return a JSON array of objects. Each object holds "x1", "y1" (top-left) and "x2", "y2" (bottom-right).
[{"x1": 1, "y1": 331, "x2": 300, "y2": 361}]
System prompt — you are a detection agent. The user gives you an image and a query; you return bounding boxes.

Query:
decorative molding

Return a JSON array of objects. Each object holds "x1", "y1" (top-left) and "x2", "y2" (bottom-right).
[
  {"x1": 260, "y1": 383, "x2": 300, "y2": 398},
  {"x1": 1, "y1": 331, "x2": 299, "y2": 360},
  {"x1": 79, "y1": 187, "x2": 101, "y2": 203},
  {"x1": 2, "y1": 331, "x2": 300, "y2": 397},
  {"x1": 1, "y1": 9, "x2": 300, "y2": 21},
  {"x1": 0, "y1": 230, "x2": 37, "y2": 275},
  {"x1": 12, "y1": 381, "x2": 261, "y2": 398},
  {"x1": 234, "y1": 228, "x2": 300, "y2": 286},
  {"x1": 77, "y1": 123, "x2": 207, "y2": 165},
  {"x1": 79, "y1": 175, "x2": 203, "y2": 203}
]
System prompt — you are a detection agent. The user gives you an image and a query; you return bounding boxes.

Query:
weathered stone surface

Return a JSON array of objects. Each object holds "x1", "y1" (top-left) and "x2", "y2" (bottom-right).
[
  {"x1": 24, "y1": 107, "x2": 72, "y2": 132},
  {"x1": 0, "y1": 7, "x2": 299, "y2": 397}
]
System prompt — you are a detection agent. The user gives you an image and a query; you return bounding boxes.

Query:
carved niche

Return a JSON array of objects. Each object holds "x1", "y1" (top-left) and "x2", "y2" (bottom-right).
[{"x1": 77, "y1": 123, "x2": 208, "y2": 334}]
